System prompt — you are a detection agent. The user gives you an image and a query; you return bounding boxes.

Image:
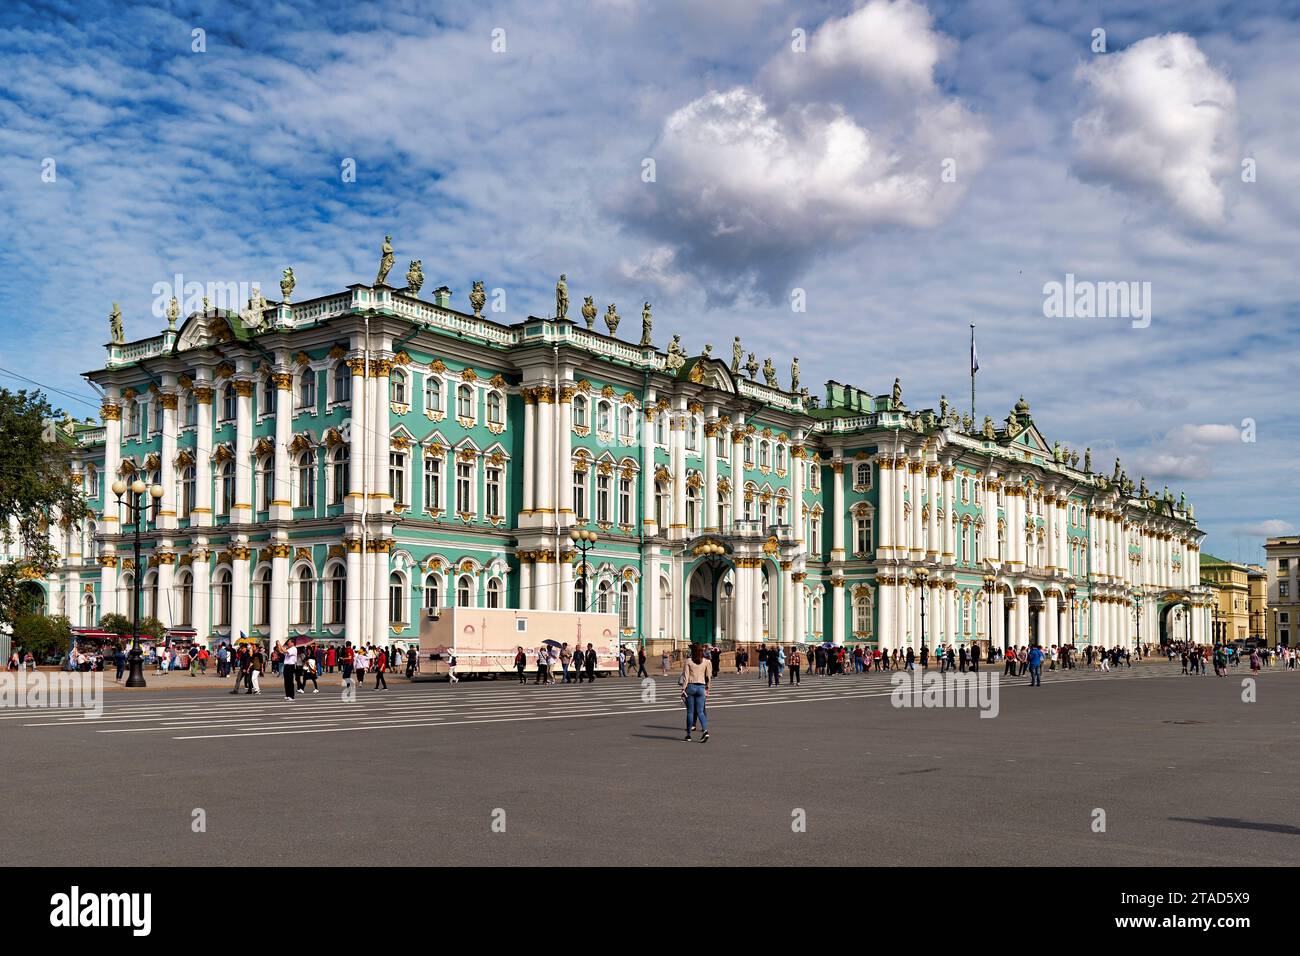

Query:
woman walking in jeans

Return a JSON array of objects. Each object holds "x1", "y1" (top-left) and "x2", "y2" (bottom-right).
[{"x1": 682, "y1": 643, "x2": 711, "y2": 742}]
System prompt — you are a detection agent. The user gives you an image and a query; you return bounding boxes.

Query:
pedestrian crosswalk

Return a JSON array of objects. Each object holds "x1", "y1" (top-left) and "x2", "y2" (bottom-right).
[{"x1": 0, "y1": 663, "x2": 1190, "y2": 741}]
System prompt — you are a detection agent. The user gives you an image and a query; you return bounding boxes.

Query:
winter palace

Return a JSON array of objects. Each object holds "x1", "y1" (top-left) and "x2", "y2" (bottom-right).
[{"x1": 35, "y1": 261, "x2": 1215, "y2": 652}]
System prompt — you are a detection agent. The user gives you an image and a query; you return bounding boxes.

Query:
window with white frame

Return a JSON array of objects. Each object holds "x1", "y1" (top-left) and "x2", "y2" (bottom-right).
[
  {"x1": 596, "y1": 471, "x2": 611, "y2": 523},
  {"x1": 457, "y1": 384, "x2": 474, "y2": 420},
  {"x1": 686, "y1": 417, "x2": 698, "y2": 451},
  {"x1": 487, "y1": 392, "x2": 503, "y2": 426},
  {"x1": 390, "y1": 370, "x2": 407, "y2": 405},
  {"x1": 184, "y1": 392, "x2": 197, "y2": 427},
  {"x1": 254, "y1": 566, "x2": 271, "y2": 626},
  {"x1": 296, "y1": 451, "x2": 315, "y2": 509},
  {"x1": 456, "y1": 460, "x2": 473, "y2": 514},
  {"x1": 423, "y1": 573, "x2": 441, "y2": 611},
  {"x1": 333, "y1": 362, "x2": 352, "y2": 404},
  {"x1": 261, "y1": 378, "x2": 276, "y2": 416},
  {"x1": 855, "y1": 462, "x2": 871, "y2": 488},
  {"x1": 620, "y1": 581, "x2": 633, "y2": 629},
  {"x1": 298, "y1": 369, "x2": 316, "y2": 409},
  {"x1": 655, "y1": 481, "x2": 668, "y2": 526},
  {"x1": 598, "y1": 401, "x2": 612, "y2": 433},
  {"x1": 389, "y1": 451, "x2": 407, "y2": 506},
  {"x1": 180, "y1": 466, "x2": 195, "y2": 519},
  {"x1": 573, "y1": 464, "x2": 587, "y2": 520},
  {"x1": 424, "y1": 374, "x2": 441, "y2": 414},
  {"x1": 854, "y1": 593, "x2": 872, "y2": 636},
  {"x1": 744, "y1": 437, "x2": 755, "y2": 466},
  {"x1": 618, "y1": 475, "x2": 633, "y2": 525},
  {"x1": 457, "y1": 574, "x2": 474, "y2": 607},
  {"x1": 389, "y1": 572, "x2": 405, "y2": 624},
  {"x1": 811, "y1": 515, "x2": 822, "y2": 555},
  {"x1": 573, "y1": 395, "x2": 588, "y2": 428},
  {"x1": 686, "y1": 484, "x2": 699, "y2": 532},
  {"x1": 424, "y1": 455, "x2": 442, "y2": 513},
  {"x1": 328, "y1": 565, "x2": 345, "y2": 624},
  {"x1": 258, "y1": 456, "x2": 274, "y2": 511},
  {"x1": 486, "y1": 577, "x2": 502, "y2": 609},
  {"x1": 855, "y1": 513, "x2": 873, "y2": 555},
  {"x1": 215, "y1": 568, "x2": 232, "y2": 626},
  {"x1": 330, "y1": 446, "x2": 349, "y2": 505},
  {"x1": 619, "y1": 405, "x2": 633, "y2": 439},
  {"x1": 295, "y1": 566, "x2": 314, "y2": 626},
  {"x1": 485, "y1": 465, "x2": 503, "y2": 518}
]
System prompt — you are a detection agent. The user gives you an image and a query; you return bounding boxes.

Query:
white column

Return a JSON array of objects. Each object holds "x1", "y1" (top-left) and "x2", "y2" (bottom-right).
[
  {"x1": 272, "y1": 369, "x2": 293, "y2": 520},
  {"x1": 925, "y1": 463, "x2": 939, "y2": 560},
  {"x1": 1046, "y1": 591, "x2": 1059, "y2": 647},
  {"x1": 233, "y1": 378, "x2": 254, "y2": 521},
  {"x1": 831, "y1": 579, "x2": 845, "y2": 645},
  {"x1": 704, "y1": 420, "x2": 719, "y2": 531},
  {"x1": 193, "y1": 380, "x2": 213, "y2": 527},
  {"x1": 347, "y1": 360, "x2": 366, "y2": 505},
  {"x1": 156, "y1": 555, "x2": 175, "y2": 628},
  {"x1": 371, "y1": 363, "x2": 391, "y2": 515},
  {"x1": 831, "y1": 461, "x2": 845, "y2": 558},
  {"x1": 345, "y1": 538, "x2": 363, "y2": 643},
  {"x1": 909, "y1": 462, "x2": 923, "y2": 559},
  {"x1": 558, "y1": 552, "x2": 574, "y2": 612},
  {"x1": 158, "y1": 382, "x2": 179, "y2": 530},
  {"x1": 983, "y1": 474, "x2": 997, "y2": 564},
  {"x1": 730, "y1": 416, "x2": 745, "y2": 526},
  {"x1": 992, "y1": 586, "x2": 1006, "y2": 649},
  {"x1": 557, "y1": 385, "x2": 573, "y2": 522},
  {"x1": 941, "y1": 466, "x2": 955, "y2": 564},
  {"x1": 191, "y1": 549, "x2": 210, "y2": 643},
  {"x1": 371, "y1": 542, "x2": 388, "y2": 644},
  {"x1": 945, "y1": 583, "x2": 956, "y2": 645},
  {"x1": 790, "y1": 433, "x2": 805, "y2": 539},
  {"x1": 231, "y1": 544, "x2": 251, "y2": 642},
  {"x1": 877, "y1": 456, "x2": 893, "y2": 555},
  {"x1": 519, "y1": 555, "x2": 533, "y2": 611},
  {"x1": 270, "y1": 540, "x2": 289, "y2": 647},
  {"x1": 522, "y1": 393, "x2": 535, "y2": 514},
  {"x1": 793, "y1": 573, "x2": 806, "y2": 645},
  {"x1": 670, "y1": 411, "x2": 686, "y2": 536}
]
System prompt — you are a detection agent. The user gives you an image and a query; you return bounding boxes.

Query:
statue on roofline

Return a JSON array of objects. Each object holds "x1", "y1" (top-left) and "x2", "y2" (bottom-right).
[
  {"x1": 731, "y1": 337, "x2": 742, "y2": 374},
  {"x1": 640, "y1": 302, "x2": 653, "y2": 347},
  {"x1": 109, "y1": 303, "x2": 124, "y2": 344},
  {"x1": 375, "y1": 235, "x2": 395, "y2": 286},
  {"x1": 405, "y1": 260, "x2": 424, "y2": 296},
  {"x1": 555, "y1": 274, "x2": 569, "y2": 321},
  {"x1": 469, "y1": 281, "x2": 487, "y2": 318},
  {"x1": 581, "y1": 295, "x2": 596, "y2": 329}
]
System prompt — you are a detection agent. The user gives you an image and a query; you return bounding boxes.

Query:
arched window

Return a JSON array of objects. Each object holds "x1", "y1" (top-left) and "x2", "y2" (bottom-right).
[
  {"x1": 618, "y1": 474, "x2": 633, "y2": 525},
  {"x1": 686, "y1": 484, "x2": 700, "y2": 532},
  {"x1": 295, "y1": 566, "x2": 313, "y2": 626},
  {"x1": 298, "y1": 368, "x2": 316, "y2": 409},
  {"x1": 328, "y1": 564, "x2": 346, "y2": 624},
  {"x1": 330, "y1": 446, "x2": 349, "y2": 505},
  {"x1": 811, "y1": 593, "x2": 823, "y2": 635},
  {"x1": 423, "y1": 573, "x2": 441, "y2": 611},
  {"x1": 215, "y1": 569, "x2": 232, "y2": 626},
  {"x1": 261, "y1": 377, "x2": 276, "y2": 415},
  {"x1": 457, "y1": 574, "x2": 474, "y2": 608},
  {"x1": 487, "y1": 391, "x2": 502, "y2": 425},
  {"x1": 619, "y1": 581, "x2": 633, "y2": 630},
  {"x1": 855, "y1": 462, "x2": 871, "y2": 488},
  {"x1": 598, "y1": 401, "x2": 612, "y2": 433},
  {"x1": 389, "y1": 451, "x2": 407, "y2": 506},
  {"x1": 744, "y1": 437, "x2": 754, "y2": 466},
  {"x1": 391, "y1": 369, "x2": 407, "y2": 405},
  {"x1": 686, "y1": 416, "x2": 698, "y2": 451},
  {"x1": 854, "y1": 591, "x2": 873, "y2": 637},
  {"x1": 389, "y1": 572, "x2": 405, "y2": 624},
  {"x1": 423, "y1": 454, "x2": 442, "y2": 513},
  {"x1": 296, "y1": 451, "x2": 315, "y2": 509},
  {"x1": 655, "y1": 413, "x2": 666, "y2": 445},
  {"x1": 424, "y1": 374, "x2": 441, "y2": 413},
  {"x1": 86, "y1": 464, "x2": 99, "y2": 499},
  {"x1": 254, "y1": 566, "x2": 271, "y2": 626},
  {"x1": 184, "y1": 392, "x2": 197, "y2": 427},
  {"x1": 619, "y1": 405, "x2": 633, "y2": 439},
  {"x1": 86, "y1": 521, "x2": 98, "y2": 560},
  {"x1": 655, "y1": 480, "x2": 669, "y2": 527},
  {"x1": 82, "y1": 593, "x2": 96, "y2": 628},
  {"x1": 717, "y1": 490, "x2": 730, "y2": 530},
  {"x1": 572, "y1": 463, "x2": 587, "y2": 520},
  {"x1": 597, "y1": 579, "x2": 612, "y2": 615},
  {"x1": 759, "y1": 441, "x2": 769, "y2": 468},
  {"x1": 457, "y1": 384, "x2": 474, "y2": 419},
  {"x1": 658, "y1": 577, "x2": 671, "y2": 639},
  {"x1": 573, "y1": 395, "x2": 588, "y2": 428},
  {"x1": 177, "y1": 570, "x2": 193, "y2": 627},
  {"x1": 144, "y1": 571, "x2": 159, "y2": 620},
  {"x1": 486, "y1": 577, "x2": 502, "y2": 609},
  {"x1": 333, "y1": 362, "x2": 352, "y2": 403}
]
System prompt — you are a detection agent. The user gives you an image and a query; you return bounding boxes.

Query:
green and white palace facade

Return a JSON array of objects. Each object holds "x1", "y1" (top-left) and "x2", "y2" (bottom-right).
[{"x1": 43, "y1": 275, "x2": 1214, "y2": 651}]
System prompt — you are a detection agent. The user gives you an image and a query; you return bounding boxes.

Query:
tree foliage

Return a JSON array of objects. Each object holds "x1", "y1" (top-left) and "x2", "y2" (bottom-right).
[
  {"x1": 13, "y1": 613, "x2": 72, "y2": 662},
  {"x1": 0, "y1": 389, "x2": 89, "y2": 629}
]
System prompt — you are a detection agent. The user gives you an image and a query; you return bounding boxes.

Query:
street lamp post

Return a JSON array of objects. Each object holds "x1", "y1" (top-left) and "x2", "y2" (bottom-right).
[
  {"x1": 112, "y1": 477, "x2": 164, "y2": 688},
  {"x1": 1067, "y1": 586, "x2": 1077, "y2": 653},
  {"x1": 983, "y1": 573, "x2": 996, "y2": 652},
  {"x1": 1133, "y1": 593, "x2": 1142, "y2": 656},
  {"x1": 569, "y1": 528, "x2": 598, "y2": 611},
  {"x1": 915, "y1": 568, "x2": 928, "y2": 658}
]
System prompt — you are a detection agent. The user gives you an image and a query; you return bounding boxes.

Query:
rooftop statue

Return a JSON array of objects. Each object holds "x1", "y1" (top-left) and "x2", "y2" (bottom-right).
[
  {"x1": 604, "y1": 302, "x2": 619, "y2": 334},
  {"x1": 665, "y1": 334, "x2": 686, "y2": 372},
  {"x1": 731, "y1": 337, "x2": 742, "y2": 374},
  {"x1": 791, "y1": 357, "x2": 800, "y2": 392},
  {"x1": 166, "y1": 296, "x2": 180, "y2": 330},
  {"x1": 744, "y1": 353, "x2": 759, "y2": 381},
  {"x1": 469, "y1": 280, "x2": 487, "y2": 318},
  {"x1": 891, "y1": 377, "x2": 903, "y2": 409},
  {"x1": 280, "y1": 268, "x2": 296, "y2": 302},
  {"x1": 375, "y1": 235, "x2": 395, "y2": 286},
  {"x1": 640, "y1": 302, "x2": 653, "y2": 347},
  {"x1": 982, "y1": 416, "x2": 996, "y2": 440},
  {"x1": 555, "y1": 274, "x2": 569, "y2": 321},
  {"x1": 580, "y1": 295, "x2": 596, "y2": 329},
  {"x1": 405, "y1": 260, "x2": 424, "y2": 296},
  {"x1": 109, "y1": 302, "x2": 124, "y2": 344},
  {"x1": 1084, "y1": 448, "x2": 1091, "y2": 472},
  {"x1": 762, "y1": 357, "x2": 777, "y2": 387},
  {"x1": 939, "y1": 394, "x2": 948, "y2": 420},
  {"x1": 702, "y1": 343, "x2": 713, "y2": 358}
]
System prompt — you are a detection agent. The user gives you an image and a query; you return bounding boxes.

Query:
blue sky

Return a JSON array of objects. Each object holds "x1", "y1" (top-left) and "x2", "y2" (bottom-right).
[{"x1": 1, "y1": 0, "x2": 1297, "y2": 563}]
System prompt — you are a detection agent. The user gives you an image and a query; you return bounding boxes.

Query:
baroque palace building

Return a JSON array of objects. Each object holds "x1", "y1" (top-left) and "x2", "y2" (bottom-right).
[{"x1": 38, "y1": 264, "x2": 1214, "y2": 652}]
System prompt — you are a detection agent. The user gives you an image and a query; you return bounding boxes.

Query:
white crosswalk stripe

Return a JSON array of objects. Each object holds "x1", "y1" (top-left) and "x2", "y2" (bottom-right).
[{"x1": 2, "y1": 665, "x2": 1191, "y2": 740}]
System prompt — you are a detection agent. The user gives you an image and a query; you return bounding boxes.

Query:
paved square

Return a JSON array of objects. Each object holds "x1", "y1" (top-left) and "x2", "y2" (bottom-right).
[{"x1": 1, "y1": 662, "x2": 1296, "y2": 866}]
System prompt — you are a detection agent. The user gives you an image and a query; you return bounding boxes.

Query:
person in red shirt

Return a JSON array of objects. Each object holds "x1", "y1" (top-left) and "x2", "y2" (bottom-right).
[{"x1": 374, "y1": 647, "x2": 388, "y2": 690}]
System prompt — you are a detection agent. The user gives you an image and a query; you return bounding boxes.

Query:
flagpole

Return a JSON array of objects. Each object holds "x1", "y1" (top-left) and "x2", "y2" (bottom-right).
[{"x1": 970, "y1": 324, "x2": 977, "y2": 424}]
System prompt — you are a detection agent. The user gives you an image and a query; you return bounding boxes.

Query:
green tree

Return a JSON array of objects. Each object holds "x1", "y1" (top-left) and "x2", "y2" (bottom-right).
[
  {"x1": 0, "y1": 389, "x2": 89, "y2": 630},
  {"x1": 99, "y1": 612, "x2": 164, "y2": 640},
  {"x1": 13, "y1": 613, "x2": 72, "y2": 663}
]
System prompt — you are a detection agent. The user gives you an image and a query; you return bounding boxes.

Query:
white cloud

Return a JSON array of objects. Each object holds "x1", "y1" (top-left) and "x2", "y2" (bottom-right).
[
  {"x1": 1232, "y1": 520, "x2": 1296, "y2": 537},
  {"x1": 1072, "y1": 33, "x2": 1238, "y2": 228},
  {"x1": 618, "y1": 0, "x2": 988, "y2": 300}
]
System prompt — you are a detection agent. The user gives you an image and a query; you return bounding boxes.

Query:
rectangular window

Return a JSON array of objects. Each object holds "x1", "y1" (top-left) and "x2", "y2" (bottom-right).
[
  {"x1": 424, "y1": 376, "x2": 441, "y2": 413},
  {"x1": 389, "y1": 452, "x2": 406, "y2": 506},
  {"x1": 596, "y1": 473, "x2": 611, "y2": 523},
  {"x1": 485, "y1": 466, "x2": 502, "y2": 518},
  {"x1": 424, "y1": 456, "x2": 441, "y2": 513},
  {"x1": 619, "y1": 477, "x2": 632, "y2": 525},
  {"x1": 456, "y1": 462, "x2": 472, "y2": 514},
  {"x1": 573, "y1": 470, "x2": 586, "y2": 520}
]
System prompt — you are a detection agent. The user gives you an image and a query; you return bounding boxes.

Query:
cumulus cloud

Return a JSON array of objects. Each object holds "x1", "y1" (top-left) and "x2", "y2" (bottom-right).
[
  {"x1": 617, "y1": 0, "x2": 988, "y2": 302},
  {"x1": 1232, "y1": 520, "x2": 1297, "y2": 537},
  {"x1": 1126, "y1": 422, "x2": 1244, "y2": 481},
  {"x1": 1072, "y1": 33, "x2": 1238, "y2": 228}
]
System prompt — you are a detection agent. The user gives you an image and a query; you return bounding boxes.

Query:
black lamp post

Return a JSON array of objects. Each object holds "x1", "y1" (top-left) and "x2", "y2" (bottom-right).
[
  {"x1": 113, "y1": 476, "x2": 164, "y2": 687},
  {"x1": 1067, "y1": 586, "x2": 1077, "y2": 656},
  {"x1": 915, "y1": 568, "x2": 928, "y2": 657},
  {"x1": 569, "y1": 528, "x2": 598, "y2": 611},
  {"x1": 983, "y1": 572, "x2": 996, "y2": 652},
  {"x1": 1133, "y1": 593, "x2": 1142, "y2": 654}
]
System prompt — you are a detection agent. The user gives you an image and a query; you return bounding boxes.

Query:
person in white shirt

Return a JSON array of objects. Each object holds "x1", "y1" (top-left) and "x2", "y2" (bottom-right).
[{"x1": 282, "y1": 639, "x2": 299, "y2": 700}]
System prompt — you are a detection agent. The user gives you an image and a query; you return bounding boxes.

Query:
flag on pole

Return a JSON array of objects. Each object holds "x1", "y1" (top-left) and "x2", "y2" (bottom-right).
[{"x1": 970, "y1": 325, "x2": 979, "y2": 374}]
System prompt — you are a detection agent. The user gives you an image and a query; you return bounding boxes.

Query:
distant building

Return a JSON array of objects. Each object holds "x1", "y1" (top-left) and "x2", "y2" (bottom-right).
[
  {"x1": 1264, "y1": 537, "x2": 1300, "y2": 646},
  {"x1": 1247, "y1": 565, "x2": 1268, "y2": 643},
  {"x1": 1200, "y1": 553, "x2": 1251, "y2": 643}
]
